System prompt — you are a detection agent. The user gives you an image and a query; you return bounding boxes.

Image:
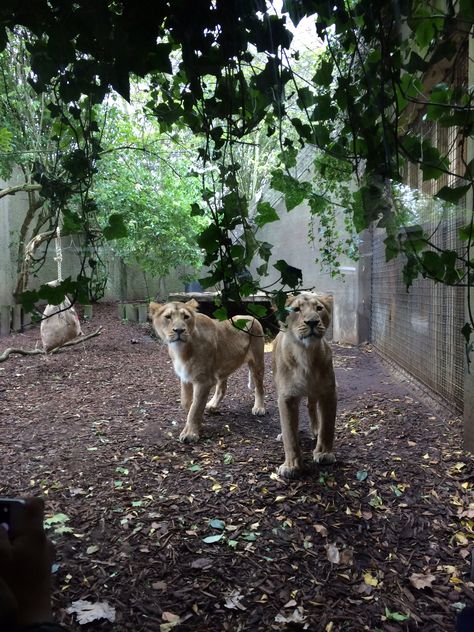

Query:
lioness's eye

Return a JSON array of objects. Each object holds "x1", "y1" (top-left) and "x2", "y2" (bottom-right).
[
  {"x1": 293, "y1": 307, "x2": 300, "y2": 312},
  {"x1": 165, "y1": 314, "x2": 172, "y2": 320},
  {"x1": 316, "y1": 305, "x2": 323, "y2": 311},
  {"x1": 183, "y1": 314, "x2": 190, "y2": 320}
]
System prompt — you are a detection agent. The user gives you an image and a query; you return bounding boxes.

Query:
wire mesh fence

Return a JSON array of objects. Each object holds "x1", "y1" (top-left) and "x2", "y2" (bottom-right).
[
  {"x1": 370, "y1": 42, "x2": 468, "y2": 413},
  {"x1": 371, "y1": 202, "x2": 465, "y2": 412}
]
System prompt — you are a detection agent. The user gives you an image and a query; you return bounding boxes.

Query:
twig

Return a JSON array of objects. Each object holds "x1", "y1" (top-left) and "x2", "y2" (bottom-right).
[
  {"x1": 50, "y1": 326, "x2": 103, "y2": 352},
  {"x1": 0, "y1": 347, "x2": 44, "y2": 361}
]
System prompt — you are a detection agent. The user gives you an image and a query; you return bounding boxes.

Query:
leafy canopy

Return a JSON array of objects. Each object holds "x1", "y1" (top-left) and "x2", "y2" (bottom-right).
[{"x1": 0, "y1": 0, "x2": 472, "y2": 338}]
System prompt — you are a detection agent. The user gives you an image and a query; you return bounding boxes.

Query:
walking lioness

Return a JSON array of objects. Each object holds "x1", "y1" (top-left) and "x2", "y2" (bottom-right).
[
  {"x1": 149, "y1": 299, "x2": 266, "y2": 443},
  {"x1": 273, "y1": 292, "x2": 336, "y2": 478}
]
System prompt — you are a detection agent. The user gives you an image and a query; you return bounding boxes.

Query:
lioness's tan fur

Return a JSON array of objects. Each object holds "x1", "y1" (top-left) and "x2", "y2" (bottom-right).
[
  {"x1": 149, "y1": 299, "x2": 266, "y2": 443},
  {"x1": 273, "y1": 292, "x2": 336, "y2": 478}
]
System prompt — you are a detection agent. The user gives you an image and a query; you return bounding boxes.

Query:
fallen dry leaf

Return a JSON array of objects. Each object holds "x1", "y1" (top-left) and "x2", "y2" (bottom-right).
[
  {"x1": 275, "y1": 606, "x2": 306, "y2": 624},
  {"x1": 190, "y1": 557, "x2": 213, "y2": 569},
  {"x1": 409, "y1": 573, "x2": 436, "y2": 590},
  {"x1": 314, "y1": 524, "x2": 328, "y2": 537},
  {"x1": 66, "y1": 600, "x2": 116, "y2": 625},
  {"x1": 152, "y1": 581, "x2": 168, "y2": 591},
  {"x1": 162, "y1": 612, "x2": 180, "y2": 623},
  {"x1": 326, "y1": 543, "x2": 340, "y2": 564},
  {"x1": 340, "y1": 548, "x2": 354, "y2": 565},
  {"x1": 364, "y1": 573, "x2": 378, "y2": 587},
  {"x1": 224, "y1": 590, "x2": 247, "y2": 611}
]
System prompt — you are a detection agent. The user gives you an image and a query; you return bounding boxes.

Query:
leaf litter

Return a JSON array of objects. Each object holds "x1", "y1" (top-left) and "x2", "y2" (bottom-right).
[{"x1": 0, "y1": 303, "x2": 472, "y2": 631}]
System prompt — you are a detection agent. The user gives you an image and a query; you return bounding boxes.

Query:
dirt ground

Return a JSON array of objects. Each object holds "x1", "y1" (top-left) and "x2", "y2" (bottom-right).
[{"x1": 1, "y1": 303, "x2": 473, "y2": 631}]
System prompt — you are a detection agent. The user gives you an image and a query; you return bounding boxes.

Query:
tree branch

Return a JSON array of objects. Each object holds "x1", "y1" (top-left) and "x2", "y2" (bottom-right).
[
  {"x1": 0, "y1": 326, "x2": 103, "y2": 362},
  {"x1": 0, "y1": 183, "x2": 42, "y2": 200}
]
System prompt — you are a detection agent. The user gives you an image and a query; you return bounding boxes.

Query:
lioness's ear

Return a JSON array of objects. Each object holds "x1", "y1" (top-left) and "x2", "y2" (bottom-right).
[
  {"x1": 318, "y1": 295, "x2": 333, "y2": 313},
  {"x1": 185, "y1": 298, "x2": 199, "y2": 310},
  {"x1": 149, "y1": 301, "x2": 163, "y2": 317}
]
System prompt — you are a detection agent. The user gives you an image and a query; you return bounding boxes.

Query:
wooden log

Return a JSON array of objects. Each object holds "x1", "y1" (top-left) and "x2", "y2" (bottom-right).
[{"x1": 0, "y1": 326, "x2": 103, "y2": 362}]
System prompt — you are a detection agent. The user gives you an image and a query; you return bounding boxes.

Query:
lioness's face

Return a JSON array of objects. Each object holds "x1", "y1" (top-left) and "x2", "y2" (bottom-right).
[
  {"x1": 285, "y1": 293, "x2": 332, "y2": 345},
  {"x1": 149, "y1": 299, "x2": 198, "y2": 344}
]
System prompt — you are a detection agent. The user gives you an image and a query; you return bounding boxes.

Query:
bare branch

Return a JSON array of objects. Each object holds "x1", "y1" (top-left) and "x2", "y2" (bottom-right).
[
  {"x1": 0, "y1": 183, "x2": 42, "y2": 200},
  {"x1": 0, "y1": 326, "x2": 103, "y2": 362}
]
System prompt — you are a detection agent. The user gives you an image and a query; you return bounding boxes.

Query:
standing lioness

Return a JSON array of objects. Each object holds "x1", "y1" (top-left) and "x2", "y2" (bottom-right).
[
  {"x1": 149, "y1": 299, "x2": 266, "y2": 443},
  {"x1": 273, "y1": 292, "x2": 336, "y2": 478}
]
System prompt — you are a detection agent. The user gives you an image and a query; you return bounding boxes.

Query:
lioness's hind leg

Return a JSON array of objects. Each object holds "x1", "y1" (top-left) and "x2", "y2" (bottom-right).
[
  {"x1": 206, "y1": 379, "x2": 227, "y2": 413},
  {"x1": 313, "y1": 390, "x2": 337, "y2": 465},
  {"x1": 248, "y1": 359, "x2": 265, "y2": 416}
]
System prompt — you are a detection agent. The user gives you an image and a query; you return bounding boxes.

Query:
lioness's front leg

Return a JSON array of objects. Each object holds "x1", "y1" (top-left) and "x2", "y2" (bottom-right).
[
  {"x1": 277, "y1": 395, "x2": 303, "y2": 478},
  {"x1": 313, "y1": 390, "x2": 337, "y2": 465},
  {"x1": 179, "y1": 382, "x2": 212, "y2": 443},
  {"x1": 181, "y1": 381, "x2": 193, "y2": 412}
]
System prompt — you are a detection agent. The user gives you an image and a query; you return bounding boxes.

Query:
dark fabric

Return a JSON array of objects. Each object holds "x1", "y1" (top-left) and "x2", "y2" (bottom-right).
[
  {"x1": 457, "y1": 606, "x2": 474, "y2": 632},
  {"x1": 20, "y1": 624, "x2": 68, "y2": 632}
]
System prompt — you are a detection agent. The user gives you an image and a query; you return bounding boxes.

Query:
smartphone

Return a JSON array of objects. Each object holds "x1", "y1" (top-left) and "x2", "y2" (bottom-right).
[{"x1": 0, "y1": 498, "x2": 26, "y2": 534}]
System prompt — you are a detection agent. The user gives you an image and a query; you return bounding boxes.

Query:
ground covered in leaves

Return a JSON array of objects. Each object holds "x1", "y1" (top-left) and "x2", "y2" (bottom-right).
[{"x1": 1, "y1": 303, "x2": 473, "y2": 631}]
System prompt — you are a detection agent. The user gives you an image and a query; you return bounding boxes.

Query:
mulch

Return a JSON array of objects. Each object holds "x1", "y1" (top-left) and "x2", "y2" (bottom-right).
[{"x1": 1, "y1": 302, "x2": 473, "y2": 632}]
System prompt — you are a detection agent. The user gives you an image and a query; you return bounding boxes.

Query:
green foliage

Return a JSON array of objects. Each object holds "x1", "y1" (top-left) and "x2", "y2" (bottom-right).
[
  {"x1": 0, "y1": 0, "x2": 472, "y2": 336},
  {"x1": 254, "y1": 202, "x2": 279, "y2": 228},
  {"x1": 270, "y1": 170, "x2": 312, "y2": 212},
  {"x1": 0, "y1": 126, "x2": 11, "y2": 152},
  {"x1": 93, "y1": 98, "x2": 207, "y2": 281}
]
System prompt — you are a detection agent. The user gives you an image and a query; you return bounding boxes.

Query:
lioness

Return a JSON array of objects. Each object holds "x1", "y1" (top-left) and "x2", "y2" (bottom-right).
[
  {"x1": 273, "y1": 292, "x2": 336, "y2": 478},
  {"x1": 149, "y1": 299, "x2": 266, "y2": 443}
]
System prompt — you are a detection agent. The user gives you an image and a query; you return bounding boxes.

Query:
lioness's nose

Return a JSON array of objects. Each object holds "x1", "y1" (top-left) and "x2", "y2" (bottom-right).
[
  {"x1": 304, "y1": 319, "x2": 319, "y2": 328},
  {"x1": 173, "y1": 327, "x2": 185, "y2": 334}
]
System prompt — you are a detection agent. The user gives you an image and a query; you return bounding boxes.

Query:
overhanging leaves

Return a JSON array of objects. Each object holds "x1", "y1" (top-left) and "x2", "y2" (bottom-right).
[
  {"x1": 103, "y1": 213, "x2": 128, "y2": 240},
  {"x1": 273, "y1": 259, "x2": 302, "y2": 288},
  {"x1": 254, "y1": 201, "x2": 279, "y2": 227}
]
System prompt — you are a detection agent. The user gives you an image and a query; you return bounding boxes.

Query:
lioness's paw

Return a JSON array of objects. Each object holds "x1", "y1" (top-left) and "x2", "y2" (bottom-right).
[
  {"x1": 313, "y1": 451, "x2": 336, "y2": 465},
  {"x1": 278, "y1": 464, "x2": 303, "y2": 479},
  {"x1": 179, "y1": 429, "x2": 200, "y2": 443},
  {"x1": 205, "y1": 403, "x2": 219, "y2": 413},
  {"x1": 252, "y1": 405, "x2": 266, "y2": 417}
]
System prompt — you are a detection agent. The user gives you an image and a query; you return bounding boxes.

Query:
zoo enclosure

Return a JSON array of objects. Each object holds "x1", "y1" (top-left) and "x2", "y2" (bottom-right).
[{"x1": 370, "y1": 219, "x2": 465, "y2": 413}]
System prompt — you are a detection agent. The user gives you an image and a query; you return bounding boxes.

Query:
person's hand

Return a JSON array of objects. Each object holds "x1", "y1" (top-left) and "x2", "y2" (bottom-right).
[{"x1": 0, "y1": 498, "x2": 55, "y2": 629}]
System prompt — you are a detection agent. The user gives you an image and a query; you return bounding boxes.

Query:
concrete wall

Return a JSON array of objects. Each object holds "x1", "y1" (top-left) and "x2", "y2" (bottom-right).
[
  {"x1": 104, "y1": 253, "x2": 189, "y2": 301},
  {"x1": 249, "y1": 154, "x2": 367, "y2": 345},
  {"x1": 0, "y1": 175, "x2": 29, "y2": 305},
  {"x1": 0, "y1": 175, "x2": 194, "y2": 329}
]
